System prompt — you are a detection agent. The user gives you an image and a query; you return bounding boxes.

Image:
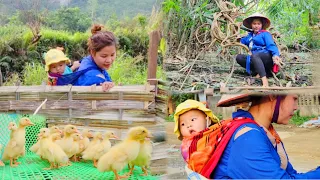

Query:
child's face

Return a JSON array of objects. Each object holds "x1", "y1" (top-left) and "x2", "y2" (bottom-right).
[
  {"x1": 179, "y1": 109, "x2": 207, "y2": 138},
  {"x1": 91, "y1": 45, "x2": 116, "y2": 70},
  {"x1": 49, "y1": 61, "x2": 67, "y2": 75}
]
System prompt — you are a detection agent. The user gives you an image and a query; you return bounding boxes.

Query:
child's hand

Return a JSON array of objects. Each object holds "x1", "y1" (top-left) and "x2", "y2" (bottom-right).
[
  {"x1": 101, "y1": 82, "x2": 114, "y2": 92},
  {"x1": 71, "y1": 61, "x2": 81, "y2": 71}
]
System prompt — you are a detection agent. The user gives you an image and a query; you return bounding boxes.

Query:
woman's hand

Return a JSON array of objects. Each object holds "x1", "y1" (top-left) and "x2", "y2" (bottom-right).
[
  {"x1": 101, "y1": 82, "x2": 114, "y2": 92},
  {"x1": 272, "y1": 56, "x2": 283, "y2": 67}
]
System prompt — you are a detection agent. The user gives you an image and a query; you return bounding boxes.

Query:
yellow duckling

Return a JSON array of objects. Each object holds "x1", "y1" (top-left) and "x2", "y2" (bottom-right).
[
  {"x1": 56, "y1": 125, "x2": 79, "y2": 153},
  {"x1": 127, "y1": 137, "x2": 153, "y2": 176},
  {"x1": 2, "y1": 118, "x2": 34, "y2": 167},
  {"x1": 0, "y1": 144, "x2": 4, "y2": 166},
  {"x1": 65, "y1": 133, "x2": 83, "y2": 162},
  {"x1": 97, "y1": 126, "x2": 152, "y2": 180},
  {"x1": 78, "y1": 129, "x2": 93, "y2": 154},
  {"x1": 82, "y1": 132, "x2": 103, "y2": 155},
  {"x1": 82, "y1": 132, "x2": 117, "y2": 167},
  {"x1": 30, "y1": 126, "x2": 62, "y2": 156},
  {"x1": 38, "y1": 128, "x2": 68, "y2": 170}
]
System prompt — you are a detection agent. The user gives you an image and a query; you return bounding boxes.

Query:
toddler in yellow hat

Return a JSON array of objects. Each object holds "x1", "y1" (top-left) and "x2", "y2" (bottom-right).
[
  {"x1": 174, "y1": 99, "x2": 219, "y2": 140},
  {"x1": 174, "y1": 99, "x2": 220, "y2": 179},
  {"x1": 44, "y1": 48, "x2": 80, "y2": 75}
]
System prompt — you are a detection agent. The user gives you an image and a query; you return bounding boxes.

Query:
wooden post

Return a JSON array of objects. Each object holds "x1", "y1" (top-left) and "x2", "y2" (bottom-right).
[
  {"x1": 147, "y1": 30, "x2": 161, "y2": 85},
  {"x1": 0, "y1": 68, "x2": 2, "y2": 86}
]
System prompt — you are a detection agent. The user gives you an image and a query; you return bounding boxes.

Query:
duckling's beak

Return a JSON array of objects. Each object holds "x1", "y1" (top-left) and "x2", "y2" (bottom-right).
[
  {"x1": 59, "y1": 130, "x2": 62, "y2": 134},
  {"x1": 8, "y1": 125, "x2": 12, "y2": 130},
  {"x1": 88, "y1": 133, "x2": 93, "y2": 138},
  {"x1": 37, "y1": 133, "x2": 43, "y2": 139},
  {"x1": 27, "y1": 121, "x2": 35, "y2": 126},
  {"x1": 111, "y1": 135, "x2": 118, "y2": 139},
  {"x1": 146, "y1": 132, "x2": 153, "y2": 138}
]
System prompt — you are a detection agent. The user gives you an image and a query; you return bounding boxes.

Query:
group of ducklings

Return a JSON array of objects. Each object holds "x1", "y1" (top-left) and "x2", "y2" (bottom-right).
[{"x1": 0, "y1": 117, "x2": 154, "y2": 180}]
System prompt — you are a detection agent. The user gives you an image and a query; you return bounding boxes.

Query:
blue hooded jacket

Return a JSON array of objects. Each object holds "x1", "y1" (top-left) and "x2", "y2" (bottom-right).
[
  {"x1": 75, "y1": 55, "x2": 112, "y2": 86},
  {"x1": 241, "y1": 30, "x2": 280, "y2": 57},
  {"x1": 211, "y1": 110, "x2": 320, "y2": 179}
]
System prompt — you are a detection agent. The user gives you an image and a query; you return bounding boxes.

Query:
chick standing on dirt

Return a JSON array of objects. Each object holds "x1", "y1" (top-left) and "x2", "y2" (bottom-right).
[
  {"x1": 2, "y1": 118, "x2": 34, "y2": 167},
  {"x1": 38, "y1": 128, "x2": 68, "y2": 170},
  {"x1": 97, "y1": 126, "x2": 152, "y2": 180},
  {"x1": 127, "y1": 137, "x2": 153, "y2": 176},
  {"x1": 82, "y1": 132, "x2": 117, "y2": 167}
]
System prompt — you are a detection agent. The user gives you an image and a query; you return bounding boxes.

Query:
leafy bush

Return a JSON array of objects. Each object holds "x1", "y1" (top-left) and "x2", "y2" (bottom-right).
[
  {"x1": 290, "y1": 110, "x2": 317, "y2": 125},
  {"x1": 44, "y1": 7, "x2": 91, "y2": 33}
]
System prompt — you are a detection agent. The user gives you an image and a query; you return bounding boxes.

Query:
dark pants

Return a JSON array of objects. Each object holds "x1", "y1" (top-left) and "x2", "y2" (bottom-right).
[{"x1": 236, "y1": 52, "x2": 273, "y2": 77}]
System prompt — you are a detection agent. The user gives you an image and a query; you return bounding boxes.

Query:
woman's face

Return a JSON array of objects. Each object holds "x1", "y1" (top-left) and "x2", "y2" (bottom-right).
[
  {"x1": 277, "y1": 95, "x2": 298, "y2": 124},
  {"x1": 91, "y1": 45, "x2": 116, "y2": 70},
  {"x1": 251, "y1": 19, "x2": 263, "y2": 33}
]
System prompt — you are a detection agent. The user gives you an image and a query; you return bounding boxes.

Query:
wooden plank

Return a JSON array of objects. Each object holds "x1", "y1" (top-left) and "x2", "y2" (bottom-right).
[
  {"x1": 16, "y1": 85, "x2": 46, "y2": 93},
  {"x1": 0, "y1": 94, "x2": 16, "y2": 100},
  {"x1": 45, "y1": 85, "x2": 72, "y2": 92},
  {"x1": 5, "y1": 100, "x2": 150, "y2": 110},
  {"x1": 147, "y1": 30, "x2": 161, "y2": 85},
  {"x1": 71, "y1": 85, "x2": 155, "y2": 92},
  {"x1": 0, "y1": 86, "x2": 19, "y2": 92},
  {"x1": 72, "y1": 92, "x2": 154, "y2": 101},
  {"x1": 0, "y1": 85, "x2": 156, "y2": 93},
  {"x1": 0, "y1": 102, "x2": 10, "y2": 110}
]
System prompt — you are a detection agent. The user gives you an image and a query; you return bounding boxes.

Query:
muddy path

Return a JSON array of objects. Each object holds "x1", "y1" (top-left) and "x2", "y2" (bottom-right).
[{"x1": 165, "y1": 122, "x2": 320, "y2": 179}]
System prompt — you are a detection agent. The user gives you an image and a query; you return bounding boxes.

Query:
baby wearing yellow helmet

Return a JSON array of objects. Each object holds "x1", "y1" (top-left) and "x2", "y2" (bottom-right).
[
  {"x1": 174, "y1": 99, "x2": 220, "y2": 140},
  {"x1": 44, "y1": 48, "x2": 80, "y2": 75},
  {"x1": 174, "y1": 99, "x2": 220, "y2": 179}
]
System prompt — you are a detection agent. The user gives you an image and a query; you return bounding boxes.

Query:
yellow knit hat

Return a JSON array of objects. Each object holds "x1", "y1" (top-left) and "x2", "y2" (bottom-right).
[
  {"x1": 174, "y1": 99, "x2": 220, "y2": 140},
  {"x1": 44, "y1": 49, "x2": 70, "y2": 72}
]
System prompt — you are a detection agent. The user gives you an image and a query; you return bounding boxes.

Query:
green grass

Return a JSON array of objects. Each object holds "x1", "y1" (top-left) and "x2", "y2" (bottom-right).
[
  {"x1": 23, "y1": 63, "x2": 47, "y2": 85},
  {"x1": 108, "y1": 51, "x2": 165, "y2": 85},
  {"x1": 290, "y1": 110, "x2": 317, "y2": 126},
  {"x1": 4, "y1": 52, "x2": 165, "y2": 86}
]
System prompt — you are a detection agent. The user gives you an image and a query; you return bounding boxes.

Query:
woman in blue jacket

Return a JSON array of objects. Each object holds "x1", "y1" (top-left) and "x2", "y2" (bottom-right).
[
  {"x1": 210, "y1": 93, "x2": 320, "y2": 179},
  {"x1": 74, "y1": 24, "x2": 116, "y2": 91},
  {"x1": 51, "y1": 24, "x2": 116, "y2": 91},
  {"x1": 237, "y1": 13, "x2": 282, "y2": 87}
]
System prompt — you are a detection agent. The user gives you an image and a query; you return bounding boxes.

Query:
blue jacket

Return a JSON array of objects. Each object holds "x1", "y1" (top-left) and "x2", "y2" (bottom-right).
[
  {"x1": 241, "y1": 30, "x2": 280, "y2": 57},
  {"x1": 75, "y1": 56, "x2": 112, "y2": 86},
  {"x1": 212, "y1": 110, "x2": 320, "y2": 179}
]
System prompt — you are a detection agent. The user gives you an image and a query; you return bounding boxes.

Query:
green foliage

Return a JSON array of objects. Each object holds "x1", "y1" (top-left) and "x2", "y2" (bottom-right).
[
  {"x1": 109, "y1": 51, "x2": 165, "y2": 85},
  {"x1": 22, "y1": 63, "x2": 47, "y2": 85},
  {"x1": 3, "y1": 73, "x2": 20, "y2": 86},
  {"x1": 171, "y1": 93, "x2": 194, "y2": 107},
  {"x1": 0, "y1": 0, "x2": 159, "y2": 23},
  {"x1": 162, "y1": 0, "x2": 220, "y2": 55},
  {"x1": 0, "y1": 13, "x2": 161, "y2": 86},
  {"x1": 290, "y1": 110, "x2": 316, "y2": 125},
  {"x1": 44, "y1": 7, "x2": 91, "y2": 33},
  {"x1": 107, "y1": 15, "x2": 150, "y2": 58},
  {"x1": 258, "y1": 0, "x2": 320, "y2": 48}
]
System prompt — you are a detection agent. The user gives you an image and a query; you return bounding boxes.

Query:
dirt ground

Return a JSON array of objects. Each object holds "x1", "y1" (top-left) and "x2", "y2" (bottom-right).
[{"x1": 165, "y1": 122, "x2": 320, "y2": 179}]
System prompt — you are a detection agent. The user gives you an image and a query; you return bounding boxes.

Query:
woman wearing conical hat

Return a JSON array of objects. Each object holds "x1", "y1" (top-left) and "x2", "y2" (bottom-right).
[
  {"x1": 236, "y1": 13, "x2": 282, "y2": 87},
  {"x1": 209, "y1": 93, "x2": 320, "y2": 178}
]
